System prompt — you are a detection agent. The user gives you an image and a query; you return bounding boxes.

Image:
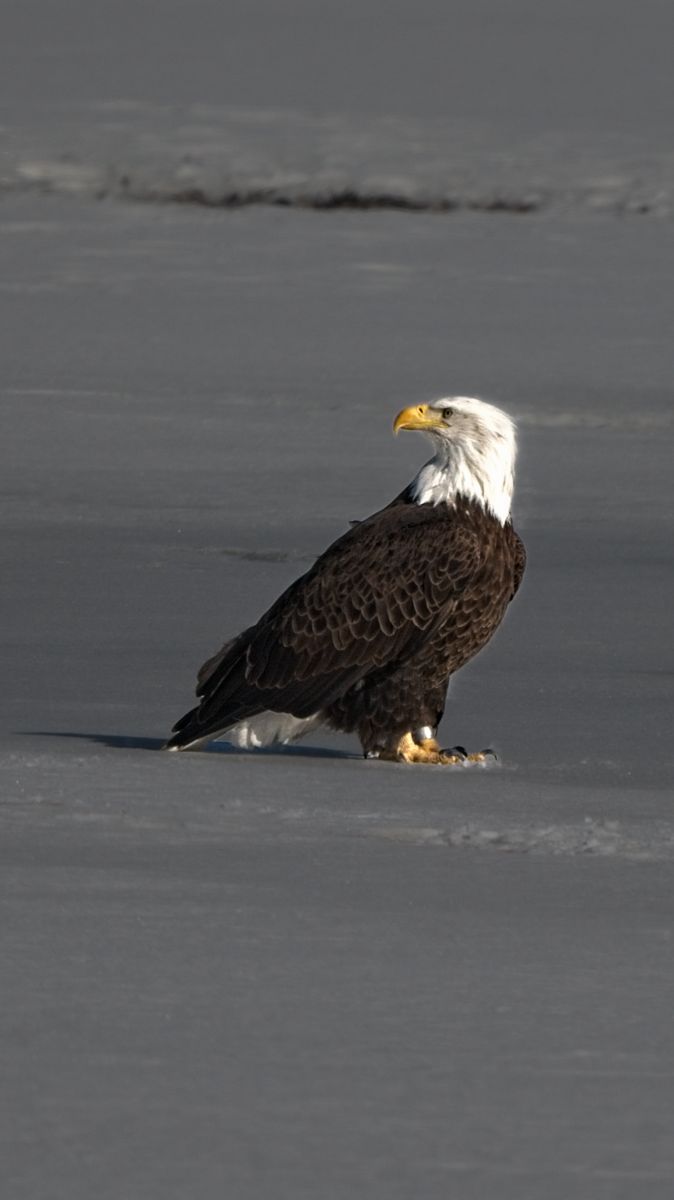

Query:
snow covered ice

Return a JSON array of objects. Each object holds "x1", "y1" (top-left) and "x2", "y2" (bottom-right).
[{"x1": 2, "y1": 0, "x2": 674, "y2": 1195}]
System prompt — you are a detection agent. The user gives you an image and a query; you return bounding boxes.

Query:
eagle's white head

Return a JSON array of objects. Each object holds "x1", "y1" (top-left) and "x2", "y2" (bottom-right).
[{"x1": 394, "y1": 395, "x2": 517, "y2": 524}]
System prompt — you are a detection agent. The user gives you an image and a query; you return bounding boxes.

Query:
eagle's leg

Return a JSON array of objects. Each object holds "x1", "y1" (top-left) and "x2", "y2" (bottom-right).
[{"x1": 379, "y1": 731, "x2": 465, "y2": 765}]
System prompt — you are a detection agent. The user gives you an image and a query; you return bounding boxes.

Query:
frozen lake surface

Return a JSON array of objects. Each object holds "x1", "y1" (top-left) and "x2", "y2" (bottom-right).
[
  {"x1": 2, "y1": 0, "x2": 674, "y2": 1194},
  {"x1": 2, "y1": 194, "x2": 673, "y2": 1199}
]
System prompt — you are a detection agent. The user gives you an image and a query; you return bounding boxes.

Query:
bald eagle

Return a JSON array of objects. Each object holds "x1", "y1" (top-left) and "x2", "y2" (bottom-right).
[{"x1": 166, "y1": 396, "x2": 525, "y2": 764}]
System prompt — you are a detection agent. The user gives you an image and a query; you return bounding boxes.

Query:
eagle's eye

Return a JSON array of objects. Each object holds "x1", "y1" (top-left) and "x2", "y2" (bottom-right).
[{"x1": 441, "y1": 407, "x2": 453, "y2": 420}]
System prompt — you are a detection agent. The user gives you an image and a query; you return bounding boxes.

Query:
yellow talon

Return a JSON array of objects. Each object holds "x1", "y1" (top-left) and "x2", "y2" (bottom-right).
[
  {"x1": 377, "y1": 733, "x2": 495, "y2": 766},
  {"x1": 378, "y1": 732, "x2": 463, "y2": 765}
]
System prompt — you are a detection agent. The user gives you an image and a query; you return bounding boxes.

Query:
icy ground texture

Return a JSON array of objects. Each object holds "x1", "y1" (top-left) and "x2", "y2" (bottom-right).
[{"x1": 1, "y1": 195, "x2": 674, "y2": 1198}]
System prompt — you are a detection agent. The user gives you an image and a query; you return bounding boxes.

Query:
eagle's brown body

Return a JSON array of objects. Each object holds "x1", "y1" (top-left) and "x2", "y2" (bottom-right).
[
  {"x1": 325, "y1": 497, "x2": 525, "y2": 753},
  {"x1": 166, "y1": 490, "x2": 525, "y2": 757}
]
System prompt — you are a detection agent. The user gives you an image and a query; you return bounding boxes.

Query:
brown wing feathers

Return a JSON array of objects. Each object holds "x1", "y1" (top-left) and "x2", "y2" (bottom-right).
[{"x1": 168, "y1": 504, "x2": 482, "y2": 746}]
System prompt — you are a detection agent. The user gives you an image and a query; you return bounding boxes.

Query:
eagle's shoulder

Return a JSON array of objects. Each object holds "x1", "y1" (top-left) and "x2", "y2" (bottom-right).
[{"x1": 296, "y1": 497, "x2": 484, "y2": 594}]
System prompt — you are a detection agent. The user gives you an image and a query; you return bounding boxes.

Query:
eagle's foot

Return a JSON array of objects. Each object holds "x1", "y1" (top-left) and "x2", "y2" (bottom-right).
[
  {"x1": 443, "y1": 745, "x2": 498, "y2": 765},
  {"x1": 379, "y1": 732, "x2": 465, "y2": 765}
]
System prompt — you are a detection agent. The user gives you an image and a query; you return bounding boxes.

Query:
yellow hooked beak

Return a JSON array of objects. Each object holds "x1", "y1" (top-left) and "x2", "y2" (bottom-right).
[{"x1": 393, "y1": 404, "x2": 444, "y2": 434}]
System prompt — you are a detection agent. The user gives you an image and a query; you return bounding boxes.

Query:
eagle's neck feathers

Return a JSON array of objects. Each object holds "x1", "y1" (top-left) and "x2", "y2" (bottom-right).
[{"x1": 410, "y1": 436, "x2": 515, "y2": 524}]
